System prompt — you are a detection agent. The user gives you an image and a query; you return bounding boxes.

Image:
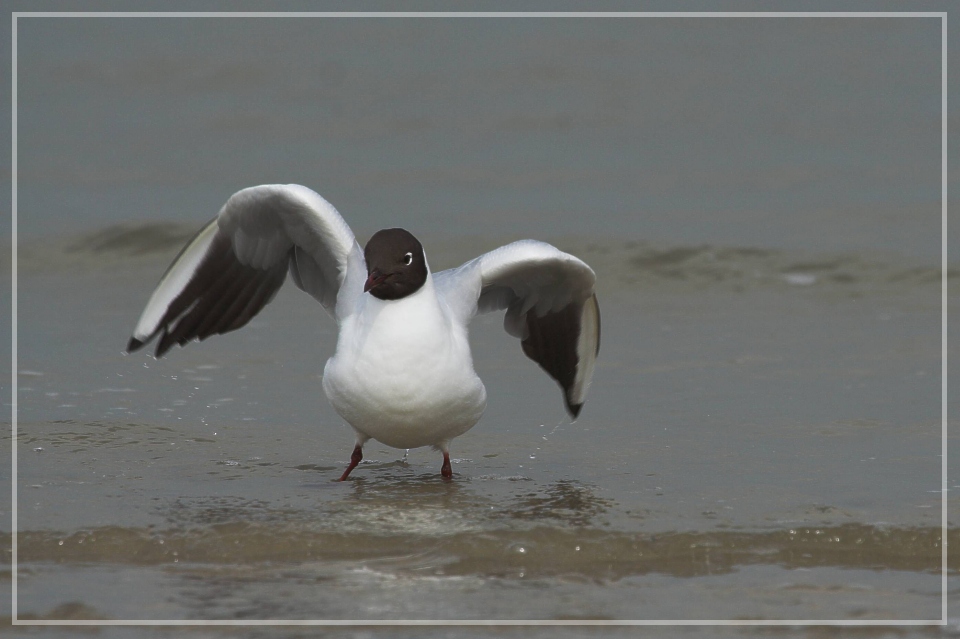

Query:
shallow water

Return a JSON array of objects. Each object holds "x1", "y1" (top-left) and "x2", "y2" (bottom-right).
[
  {"x1": 6, "y1": 226, "x2": 957, "y2": 632},
  {"x1": 4, "y1": 12, "x2": 958, "y2": 637}
]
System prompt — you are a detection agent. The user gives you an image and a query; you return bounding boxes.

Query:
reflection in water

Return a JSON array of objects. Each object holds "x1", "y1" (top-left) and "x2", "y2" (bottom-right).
[{"x1": 502, "y1": 480, "x2": 614, "y2": 527}]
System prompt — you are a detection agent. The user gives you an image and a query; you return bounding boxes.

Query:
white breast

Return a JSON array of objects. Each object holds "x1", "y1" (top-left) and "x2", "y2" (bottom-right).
[{"x1": 322, "y1": 276, "x2": 487, "y2": 450}]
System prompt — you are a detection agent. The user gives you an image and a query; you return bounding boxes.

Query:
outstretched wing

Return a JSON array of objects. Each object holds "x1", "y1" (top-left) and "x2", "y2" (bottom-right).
[
  {"x1": 127, "y1": 184, "x2": 360, "y2": 357},
  {"x1": 434, "y1": 240, "x2": 600, "y2": 418}
]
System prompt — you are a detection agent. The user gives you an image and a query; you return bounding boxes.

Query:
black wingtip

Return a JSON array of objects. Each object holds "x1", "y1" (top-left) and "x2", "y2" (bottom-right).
[
  {"x1": 126, "y1": 336, "x2": 145, "y2": 353},
  {"x1": 566, "y1": 401, "x2": 583, "y2": 420},
  {"x1": 154, "y1": 329, "x2": 174, "y2": 359}
]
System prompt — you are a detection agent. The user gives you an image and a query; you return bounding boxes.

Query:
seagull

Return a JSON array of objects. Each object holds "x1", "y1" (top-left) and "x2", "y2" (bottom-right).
[{"x1": 127, "y1": 184, "x2": 600, "y2": 480}]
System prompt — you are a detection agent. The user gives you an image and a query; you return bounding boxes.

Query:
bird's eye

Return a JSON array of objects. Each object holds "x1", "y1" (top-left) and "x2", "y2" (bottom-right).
[{"x1": 403, "y1": 252, "x2": 413, "y2": 266}]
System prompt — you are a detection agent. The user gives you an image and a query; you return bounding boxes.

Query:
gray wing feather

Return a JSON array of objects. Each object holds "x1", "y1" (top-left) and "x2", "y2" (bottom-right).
[
  {"x1": 434, "y1": 240, "x2": 600, "y2": 418},
  {"x1": 128, "y1": 184, "x2": 358, "y2": 357}
]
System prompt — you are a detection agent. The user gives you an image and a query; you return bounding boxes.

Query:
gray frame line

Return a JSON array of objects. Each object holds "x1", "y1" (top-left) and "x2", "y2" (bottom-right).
[{"x1": 8, "y1": 9, "x2": 950, "y2": 628}]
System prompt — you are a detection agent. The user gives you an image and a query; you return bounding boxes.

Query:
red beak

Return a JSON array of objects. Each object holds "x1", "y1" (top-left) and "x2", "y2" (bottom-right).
[{"x1": 364, "y1": 268, "x2": 388, "y2": 293}]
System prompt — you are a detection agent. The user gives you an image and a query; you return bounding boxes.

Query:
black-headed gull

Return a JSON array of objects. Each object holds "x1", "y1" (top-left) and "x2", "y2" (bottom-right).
[{"x1": 127, "y1": 185, "x2": 600, "y2": 480}]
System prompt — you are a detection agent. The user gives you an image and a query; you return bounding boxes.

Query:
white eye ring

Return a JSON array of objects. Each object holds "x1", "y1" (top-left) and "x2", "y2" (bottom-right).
[{"x1": 403, "y1": 252, "x2": 413, "y2": 266}]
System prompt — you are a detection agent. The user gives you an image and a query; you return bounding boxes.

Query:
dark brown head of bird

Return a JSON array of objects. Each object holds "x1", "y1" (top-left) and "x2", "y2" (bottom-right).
[{"x1": 363, "y1": 228, "x2": 428, "y2": 301}]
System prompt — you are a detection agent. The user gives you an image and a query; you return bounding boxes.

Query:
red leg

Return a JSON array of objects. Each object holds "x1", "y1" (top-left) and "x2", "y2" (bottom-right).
[
  {"x1": 338, "y1": 444, "x2": 363, "y2": 481},
  {"x1": 441, "y1": 451, "x2": 452, "y2": 479}
]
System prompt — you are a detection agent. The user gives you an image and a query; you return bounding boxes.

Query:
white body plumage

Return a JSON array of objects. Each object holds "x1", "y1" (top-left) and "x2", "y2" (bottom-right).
[{"x1": 323, "y1": 274, "x2": 487, "y2": 450}]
